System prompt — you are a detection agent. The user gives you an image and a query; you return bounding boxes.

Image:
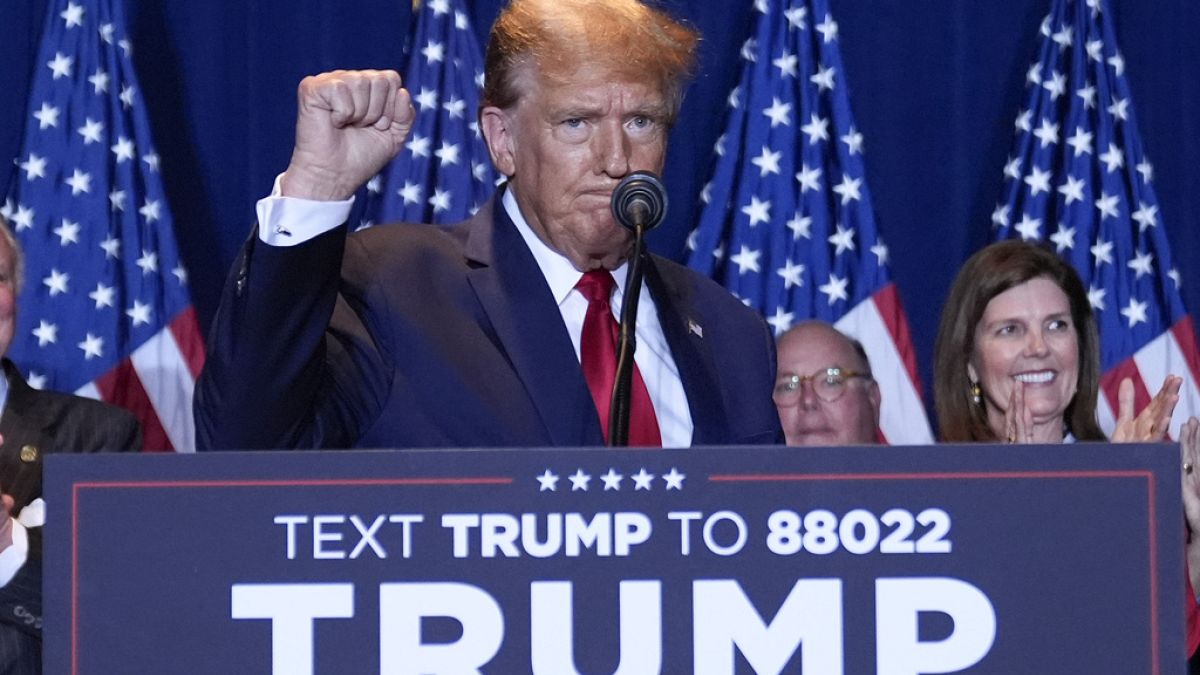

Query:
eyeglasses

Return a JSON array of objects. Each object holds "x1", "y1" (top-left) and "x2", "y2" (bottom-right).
[{"x1": 773, "y1": 367, "x2": 872, "y2": 406}]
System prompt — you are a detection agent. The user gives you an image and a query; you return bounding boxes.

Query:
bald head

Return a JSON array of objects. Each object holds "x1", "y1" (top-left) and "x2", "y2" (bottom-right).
[{"x1": 775, "y1": 321, "x2": 880, "y2": 446}]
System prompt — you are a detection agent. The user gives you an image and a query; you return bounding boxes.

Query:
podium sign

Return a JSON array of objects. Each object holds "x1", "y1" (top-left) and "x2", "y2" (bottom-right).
[{"x1": 46, "y1": 444, "x2": 1183, "y2": 674}]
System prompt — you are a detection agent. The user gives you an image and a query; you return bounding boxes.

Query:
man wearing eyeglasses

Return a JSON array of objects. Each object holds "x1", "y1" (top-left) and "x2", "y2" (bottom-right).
[{"x1": 774, "y1": 321, "x2": 881, "y2": 446}]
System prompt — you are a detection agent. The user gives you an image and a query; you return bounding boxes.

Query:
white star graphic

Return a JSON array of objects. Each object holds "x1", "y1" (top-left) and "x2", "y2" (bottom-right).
[
  {"x1": 142, "y1": 151, "x2": 159, "y2": 172},
  {"x1": 784, "y1": 6, "x2": 807, "y2": 29},
  {"x1": 741, "y1": 196, "x2": 771, "y2": 227},
  {"x1": 1052, "y1": 25, "x2": 1073, "y2": 49},
  {"x1": 172, "y1": 264, "x2": 188, "y2": 285},
  {"x1": 1091, "y1": 239, "x2": 1114, "y2": 266},
  {"x1": 1127, "y1": 250, "x2": 1154, "y2": 279},
  {"x1": 1076, "y1": 84, "x2": 1097, "y2": 109},
  {"x1": 408, "y1": 133, "x2": 431, "y2": 158},
  {"x1": 1087, "y1": 285, "x2": 1106, "y2": 311},
  {"x1": 1042, "y1": 71, "x2": 1066, "y2": 100},
  {"x1": 536, "y1": 469, "x2": 559, "y2": 492},
  {"x1": 730, "y1": 245, "x2": 761, "y2": 275},
  {"x1": 1032, "y1": 118, "x2": 1059, "y2": 148},
  {"x1": 1094, "y1": 192, "x2": 1120, "y2": 220},
  {"x1": 455, "y1": 10, "x2": 468, "y2": 29},
  {"x1": 568, "y1": 469, "x2": 591, "y2": 491},
  {"x1": 434, "y1": 141, "x2": 461, "y2": 166},
  {"x1": 429, "y1": 0, "x2": 449, "y2": 14},
  {"x1": 1169, "y1": 268, "x2": 1182, "y2": 289},
  {"x1": 399, "y1": 181, "x2": 422, "y2": 205},
  {"x1": 1026, "y1": 62, "x2": 1042, "y2": 86},
  {"x1": 600, "y1": 469, "x2": 623, "y2": 491},
  {"x1": 1024, "y1": 167, "x2": 1051, "y2": 196},
  {"x1": 828, "y1": 224, "x2": 856, "y2": 254},
  {"x1": 48, "y1": 52, "x2": 73, "y2": 79},
  {"x1": 1003, "y1": 156, "x2": 1021, "y2": 180},
  {"x1": 662, "y1": 468, "x2": 685, "y2": 490},
  {"x1": 741, "y1": 37, "x2": 758, "y2": 62},
  {"x1": 443, "y1": 96, "x2": 466, "y2": 119},
  {"x1": 1131, "y1": 202, "x2": 1158, "y2": 231},
  {"x1": 89, "y1": 282, "x2": 115, "y2": 309},
  {"x1": 414, "y1": 87, "x2": 438, "y2": 111},
  {"x1": 53, "y1": 219, "x2": 80, "y2": 245},
  {"x1": 44, "y1": 269, "x2": 69, "y2": 296},
  {"x1": 777, "y1": 260, "x2": 805, "y2": 289},
  {"x1": 815, "y1": 14, "x2": 838, "y2": 42},
  {"x1": 65, "y1": 169, "x2": 92, "y2": 195},
  {"x1": 1065, "y1": 128, "x2": 1093, "y2": 157},
  {"x1": 751, "y1": 146, "x2": 782, "y2": 176},
  {"x1": 819, "y1": 273, "x2": 849, "y2": 305},
  {"x1": 77, "y1": 118, "x2": 104, "y2": 144},
  {"x1": 1108, "y1": 52, "x2": 1125, "y2": 76},
  {"x1": 33, "y1": 103, "x2": 59, "y2": 129},
  {"x1": 87, "y1": 69, "x2": 109, "y2": 94},
  {"x1": 1014, "y1": 109, "x2": 1032, "y2": 132},
  {"x1": 1049, "y1": 224, "x2": 1075, "y2": 252},
  {"x1": 631, "y1": 468, "x2": 656, "y2": 491},
  {"x1": 786, "y1": 212, "x2": 812, "y2": 240},
  {"x1": 1120, "y1": 298, "x2": 1147, "y2": 328},
  {"x1": 810, "y1": 64, "x2": 835, "y2": 91},
  {"x1": 772, "y1": 51, "x2": 798, "y2": 78},
  {"x1": 762, "y1": 97, "x2": 792, "y2": 128},
  {"x1": 429, "y1": 188, "x2": 452, "y2": 213},
  {"x1": 120, "y1": 84, "x2": 136, "y2": 109},
  {"x1": 99, "y1": 22, "x2": 114, "y2": 44},
  {"x1": 126, "y1": 300, "x2": 153, "y2": 326},
  {"x1": 421, "y1": 40, "x2": 445, "y2": 63},
  {"x1": 767, "y1": 307, "x2": 795, "y2": 336},
  {"x1": 1086, "y1": 39, "x2": 1104, "y2": 62},
  {"x1": 10, "y1": 205, "x2": 34, "y2": 231},
  {"x1": 110, "y1": 136, "x2": 134, "y2": 162},
  {"x1": 78, "y1": 333, "x2": 104, "y2": 360},
  {"x1": 32, "y1": 321, "x2": 57, "y2": 347},
  {"x1": 139, "y1": 199, "x2": 162, "y2": 223},
  {"x1": 1108, "y1": 96, "x2": 1129, "y2": 121},
  {"x1": 1057, "y1": 175, "x2": 1085, "y2": 204},
  {"x1": 800, "y1": 113, "x2": 830, "y2": 144},
  {"x1": 841, "y1": 128, "x2": 863, "y2": 155},
  {"x1": 795, "y1": 164, "x2": 821, "y2": 192},
  {"x1": 109, "y1": 189, "x2": 126, "y2": 211},
  {"x1": 833, "y1": 175, "x2": 862, "y2": 204},
  {"x1": 871, "y1": 241, "x2": 890, "y2": 265},
  {"x1": 60, "y1": 1, "x2": 84, "y2": 28},
  {"x1": 1137, "y1": 160, "x2": 1154, "y2": 183},
  {"x1": 1099, "y1": 143, "x2": 1124, "y2": 173},
  {"x1": 19, "y1": 154, "x2": 47, "y2": 181},
  {"x1": 99, "y1": 235, "x2": 120, "y2": 259},
  {"x1": 136, "y1": 250, "x2": 159, "y2": 274},
  {"x1": 1014, "y1": 213, "x2": 1042, "y2": 240}
]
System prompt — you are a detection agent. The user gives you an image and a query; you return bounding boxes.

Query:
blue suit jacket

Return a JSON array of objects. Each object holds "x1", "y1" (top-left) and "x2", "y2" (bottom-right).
[{"x1": 195, "y1": 197, "x2": 782, "y2": 450}]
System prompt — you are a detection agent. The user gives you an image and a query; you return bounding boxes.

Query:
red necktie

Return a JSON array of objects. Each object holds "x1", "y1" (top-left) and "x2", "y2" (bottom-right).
[{"x1": 576, "y1": 270, "x2": 662, "y2": 446}]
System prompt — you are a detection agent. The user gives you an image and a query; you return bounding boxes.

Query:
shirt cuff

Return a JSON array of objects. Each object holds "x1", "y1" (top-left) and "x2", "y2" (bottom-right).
[
  {"x1": 0, "y1": 519, "x2": 29, "y2": 587},
  {"x1": 255, "y1": 173, "x2": 355, "y2": 247}
]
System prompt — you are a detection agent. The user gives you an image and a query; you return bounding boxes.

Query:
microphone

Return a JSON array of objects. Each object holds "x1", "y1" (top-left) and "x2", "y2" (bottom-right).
[
  {"x1": 607, "y1": 171, "x2": 668, "y2": 447},
  {"x1": 611, "y1": 171, "x2": 668, "y2": 233}
]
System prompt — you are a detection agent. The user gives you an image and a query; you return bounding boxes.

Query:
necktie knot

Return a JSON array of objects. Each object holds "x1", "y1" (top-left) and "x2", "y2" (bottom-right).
[{"x1": 576, "y1": 270, "x2": 615, "y2": 305}]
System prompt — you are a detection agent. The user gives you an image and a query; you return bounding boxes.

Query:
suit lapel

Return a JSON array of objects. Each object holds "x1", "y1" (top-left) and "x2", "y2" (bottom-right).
[
  {"x1": 463, "y1": 199, "x2": 604, "y2": 446},
  {"x1": 644, "y1": 259, "x2": 730, "y2": 446},
  {"x1": 0, "y1": 361, "x2": 50, "y2": 508}
]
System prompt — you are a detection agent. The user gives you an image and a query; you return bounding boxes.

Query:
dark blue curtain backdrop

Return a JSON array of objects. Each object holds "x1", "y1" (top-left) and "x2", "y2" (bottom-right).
[{"x1": 2, "y1": 0, "x2": 1198, "y2": 406}]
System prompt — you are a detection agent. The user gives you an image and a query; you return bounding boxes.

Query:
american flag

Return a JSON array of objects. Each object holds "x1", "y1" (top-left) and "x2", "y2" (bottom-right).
[
  {"x1": 358, "y1": 0, "x2": 496, "y2": 228},
  {"x1": 1, "y1": 0, "x2": 204, "y2": 451},
  {"x1": 992, "y1": 0, "x2": 1200, "y2": 436},
  {"x1": 686, "y1": 0, "x2": 932, "y2": 444}
]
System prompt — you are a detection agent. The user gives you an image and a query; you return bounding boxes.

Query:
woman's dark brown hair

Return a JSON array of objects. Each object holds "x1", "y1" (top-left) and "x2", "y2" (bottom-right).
[{"x1": 933, "y1": 240, "x2": 1105, "y2": 442}]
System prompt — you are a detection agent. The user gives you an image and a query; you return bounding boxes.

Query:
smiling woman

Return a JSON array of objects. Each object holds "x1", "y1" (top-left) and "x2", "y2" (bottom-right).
[{"x1": 933, "y1": 239, "x2": 1183, "y2": 444}]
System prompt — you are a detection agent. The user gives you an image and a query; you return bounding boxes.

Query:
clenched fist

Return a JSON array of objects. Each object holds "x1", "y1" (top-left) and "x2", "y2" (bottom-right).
[{"x1": 281, "y1": 69, "x2": 416, "y2": 201}]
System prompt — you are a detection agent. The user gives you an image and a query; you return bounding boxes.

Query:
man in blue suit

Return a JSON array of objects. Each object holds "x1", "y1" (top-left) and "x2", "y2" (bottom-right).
[{"x1": 195, "y1": 0, "x2": 782, "y2": 450}]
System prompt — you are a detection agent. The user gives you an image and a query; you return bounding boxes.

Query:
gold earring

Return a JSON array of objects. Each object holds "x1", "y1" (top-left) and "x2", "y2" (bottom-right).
[{"x1": 970, "y1": 381, "x2": 982, "y2": 404}]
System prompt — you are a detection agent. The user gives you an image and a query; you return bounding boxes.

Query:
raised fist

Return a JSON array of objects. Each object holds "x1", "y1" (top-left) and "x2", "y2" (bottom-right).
[{"x1": 282, "y1": 69, "x2": 416, "y2": 201}]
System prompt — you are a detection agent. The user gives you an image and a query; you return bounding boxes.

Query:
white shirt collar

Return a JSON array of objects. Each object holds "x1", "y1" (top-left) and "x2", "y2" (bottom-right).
[{"x1": 502, "y1": 187, "x2": 631, "y2": 306}]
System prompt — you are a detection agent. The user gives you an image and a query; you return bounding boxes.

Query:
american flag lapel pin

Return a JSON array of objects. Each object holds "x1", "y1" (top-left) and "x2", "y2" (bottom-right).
[{"x1": 688, "y1": 319, "x2": 703, "y2": 339}]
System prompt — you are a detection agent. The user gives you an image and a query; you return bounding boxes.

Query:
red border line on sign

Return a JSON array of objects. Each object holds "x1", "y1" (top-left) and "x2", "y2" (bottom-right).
[
  {"x1": 70, "y1": 476, "x2": 512, "y2": 675},
  {"x1": 708, "y1": 469, "x2": 1160, "y2": 675}
]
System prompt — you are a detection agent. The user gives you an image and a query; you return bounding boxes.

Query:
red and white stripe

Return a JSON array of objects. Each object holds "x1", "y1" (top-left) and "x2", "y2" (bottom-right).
[
  {"x1": 75, "y1": 308, "x2": 206, "y2": 452},
  {"x1": 835, "y1": 283, "x2": 934, "y2": 445},
  {"x1": 1096, "y1": 316, "x2": 1200, "y2": 439}
]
